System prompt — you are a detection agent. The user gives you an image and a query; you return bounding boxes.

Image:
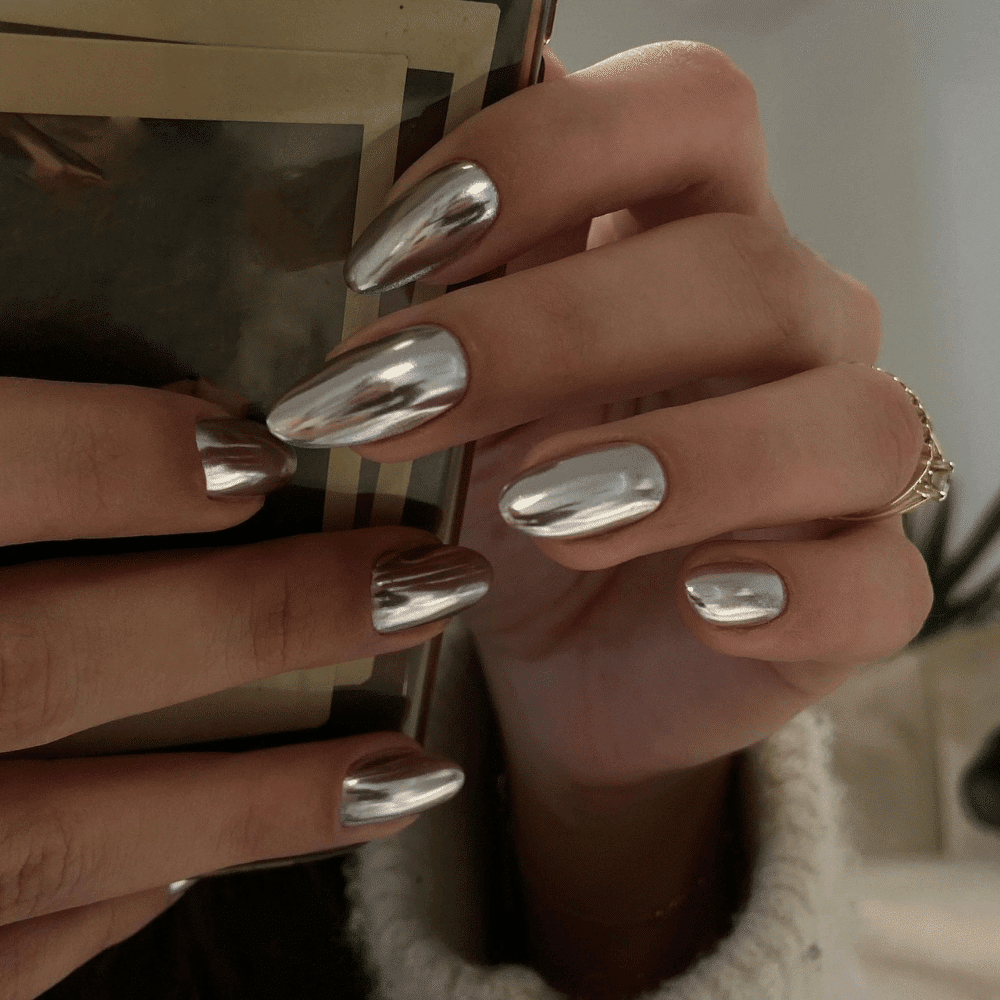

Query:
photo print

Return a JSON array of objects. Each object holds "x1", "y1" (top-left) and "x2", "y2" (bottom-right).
[{"x1": 0, "y1": 5, "x2": 502, "y2": 752}]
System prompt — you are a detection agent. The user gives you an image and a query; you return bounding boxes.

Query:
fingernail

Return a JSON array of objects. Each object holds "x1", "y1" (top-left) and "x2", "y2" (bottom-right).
[
  {"x1": 684, "y1": 568, "x2": 787, "y2": 626},
  {"x1": 341, "y1": 748, "x2": 465, "y2": 826},
  {"x1": 372, "y1": 543, "x2": 491, "y2": 634},
  {"x1": 344, "y1": 161, "x2": 499, "y2": 294},
  {"x1": 168, "y1": 878, "x2": 198, "y2": 899},
  {"x1": 266, "y1": 326, "x2": 468, "y2": 447},
  {"x1": 196, "y1": 419, "x2": 298, "y2": 498},
  {"x1": 498, "y1": 444, "x2": 667, "y2": 539}
]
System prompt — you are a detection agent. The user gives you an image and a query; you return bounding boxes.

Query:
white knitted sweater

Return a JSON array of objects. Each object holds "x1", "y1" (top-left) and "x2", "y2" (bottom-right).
[{"x1": 345, "y1": 623, "x2": 873, "y2": 999}]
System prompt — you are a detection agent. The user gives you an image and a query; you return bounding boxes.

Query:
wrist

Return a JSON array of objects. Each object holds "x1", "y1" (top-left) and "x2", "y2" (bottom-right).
[
  {"x1": 507, "y1": 753, "x2": 742, "y2": 923},
  {"x1": 501, "y1": 753, "x2": 751, "y2": 999}
]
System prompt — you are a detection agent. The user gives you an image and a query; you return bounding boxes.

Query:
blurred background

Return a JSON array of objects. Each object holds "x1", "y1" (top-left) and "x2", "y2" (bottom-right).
[{"x1": 554, "y1": 4, "x2": 1000, "y2": 997}]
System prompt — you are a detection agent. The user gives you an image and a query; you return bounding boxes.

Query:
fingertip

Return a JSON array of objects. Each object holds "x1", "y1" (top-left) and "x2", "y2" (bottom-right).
[{"x1": 167, "y1": 878, "x2": 198, "y2": 901}]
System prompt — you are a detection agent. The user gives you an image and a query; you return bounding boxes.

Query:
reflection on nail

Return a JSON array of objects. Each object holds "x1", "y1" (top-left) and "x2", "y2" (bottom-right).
[
  {"x1": 498, "y1": 444, "x2": 667, "y2": 539},
  {"x1": 345, "y1": 161, "x2": 499, "y2": 294},
  {"x1": 341, "y1": 749, "x2": 465, "y2": 826},
  {"x1": 196, "y1": 419, "x2": 297, "y2": 498},
  {"x1": 371, "y1": 544, "x2": 492, "y2": 634},
  {"x1": 266, "y1": 326, "x2": 468, "y2": 447},
  {"x1": 168, "y1": 878, "x2": 197, "y2": 899},
  {"x1": 684, "y1": 569, "x2": 787, "y2": 625}
]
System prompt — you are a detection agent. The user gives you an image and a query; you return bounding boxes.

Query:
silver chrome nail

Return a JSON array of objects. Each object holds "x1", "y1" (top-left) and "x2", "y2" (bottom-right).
[
  {"x1": 498, "y1": 444, "x2": 667, "y2": 539},
  {"x1": 372, "y1": 544, "x2": 491, "y2": 634},
  {"x1": 684, "y1": 569, "x2": 787, "y2": 626},
  {"x1": 266, "y1": 326, "x2": 468, "y2": 447},
  {"x1": 168, "y1": 878, "x2": 198, "y2": 898},
  {"x1": 341, "y1": 749, "x2": 465, "y2": 826},
  {"x1": 196, "y1": 419, "x2": 298, "y2": 498},
  {"x1": 344, "y1": 161, "x2": 499, "y2": 294}
]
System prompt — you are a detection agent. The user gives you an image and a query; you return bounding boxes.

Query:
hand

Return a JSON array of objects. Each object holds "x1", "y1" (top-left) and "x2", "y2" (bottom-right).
[
  {"x1": 265, "y1": 43, "x2": 936, "y2": 994},
  {"x1": 271, "y1": 42, "x2": 933, "y2": 793},
  {"x1": 0, "y1": 378, "x2": 480, "y2": 1000}
]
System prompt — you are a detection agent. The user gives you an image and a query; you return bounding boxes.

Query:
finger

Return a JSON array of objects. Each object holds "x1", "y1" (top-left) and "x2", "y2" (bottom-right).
[
  {"x1": 268, "y1": 214, "x2": 881, "y2": 462},
  {"x1": 0, "y1": 378, "x2": 296, "y2": 547},
  {"x1": 0, "y1": 734, "x2": 462, "y2": 926},
  {"x1": 0, "y1": 528, "x2": 490, "y2": 752},
  {"x1": 499, "y1": 48, "x2": 592, "y2": 276},
  {"x1": 346, "y1": 41, "x2": 773, "y2": 291},
  {"x1": 494, "y1": 363, "x2": 926, "y2": 571},
  {"x1": 540, "y1": 45, "x2": 570, "y2": 83},
  {"x1": 676, "y1": 517, "x2": 933, "y2": 704},
  {"x1": 1, "y1": 885, "x2": 176, "y2": 1000}
]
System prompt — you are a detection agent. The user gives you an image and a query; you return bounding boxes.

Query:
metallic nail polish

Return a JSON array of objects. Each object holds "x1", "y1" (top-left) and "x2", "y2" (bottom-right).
[
  {"x1": 498, "y1": 444, "x2": 667, "y2": 539},
  {"x1": 341, "y1": 748, "x2": 465, "y2": 826},
  {"x1": 371, "y1": 543, "x2": 492, "y2": 634},
  {"x1": 266, "y1": 325, "x2": 468, "y2": 447},
  {"x1": 344, "y1": 161, "x2": 500, "y2": 294},
  {"x1": 196, "y1": 419, "x2": 298, "y2": 498},
  {"x1": 168, "y1": 878, "x2": 197, "y2": 898},
  {"x1": 684, "y1": 569, "x2": 787, "y2": 625}
]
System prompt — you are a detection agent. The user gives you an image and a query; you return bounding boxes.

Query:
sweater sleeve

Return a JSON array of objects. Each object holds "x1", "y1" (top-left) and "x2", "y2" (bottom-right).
[{"x1": 343, "y1": 622, "x2": 874, "y2": 1000}]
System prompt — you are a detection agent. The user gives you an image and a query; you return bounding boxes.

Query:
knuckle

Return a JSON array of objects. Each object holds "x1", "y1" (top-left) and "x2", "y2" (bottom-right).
[
  {"x1": 242, "y1": 550, "x2": 320, "y2": 679},
  {"x1": 717, "y1": 215, "x2": 814, "y2": 356},
  {"x1": 245, "y1": 571, "x2": 298, "y2": 678},
  {"x1": 0, "y1": 622, "x2": 72, "y2": 750},
  {"x1": 852, "y1": 529, "x2": 936, "y2": 659},
  {"x1": 1, "y1": 807, "x2": 87, "y2": 921},
  {"x1": 226, "y1": 788, "x2": 277, "y2": 861},
  {"x1": 524, "y1": 269, "x2": 593, "y2": 384},
  {"x1": 664, "y1": 41, "x2": 759, "y2": 116},
  {"x1": 58, "y1": 412, "x2": 125, "y2": 521}
]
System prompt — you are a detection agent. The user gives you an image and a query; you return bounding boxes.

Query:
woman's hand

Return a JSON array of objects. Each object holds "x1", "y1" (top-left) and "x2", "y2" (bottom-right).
[
  {"x1": 0, "y1": 378, "x2": 481, "y2": 1000},
  {"x1": 273, "y1": 42, "x2": 932, "y2": 786},
  {"x1": 267, "y1": 41, "x2": 935, "y2": 995}
]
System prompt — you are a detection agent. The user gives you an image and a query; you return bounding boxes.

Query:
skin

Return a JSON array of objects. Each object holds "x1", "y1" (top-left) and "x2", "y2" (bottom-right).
[{"x1": 0, "y1": 41, "x2": 933, "y2": 1000}]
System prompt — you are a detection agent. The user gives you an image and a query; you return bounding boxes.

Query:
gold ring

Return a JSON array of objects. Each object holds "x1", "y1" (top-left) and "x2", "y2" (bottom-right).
[{"x1": 839, "y1": 367, "x2": 954, "y2": 521}]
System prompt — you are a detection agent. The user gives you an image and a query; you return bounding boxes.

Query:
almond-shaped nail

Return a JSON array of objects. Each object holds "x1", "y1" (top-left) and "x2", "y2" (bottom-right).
[
  {"x1": 344, "y1": 161, "x2": 499, "y2": 294},
  {"x1": 197, "y1": 419, "x2": 298, "y2": 498},
  {"x1": 266, "y1": 326, "x2": 468, "y2": 447},
  {"x1": 341, "y1": 748, "x2": 465, "y2": 826},
  {"x1": 371, "y1": 543, "x2": 491, "y2": 634},
  {"x1": 499, "y1": 444, "x2": 667, "y2": 539},
  {"x1": 684, "y1": 568, "x2": 787, "y2": 625}
]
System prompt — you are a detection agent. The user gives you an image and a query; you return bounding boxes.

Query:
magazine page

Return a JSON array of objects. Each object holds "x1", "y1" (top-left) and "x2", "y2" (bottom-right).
[{"x1": 0, "y1": 33, "x2": 410, "y2": 750}]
